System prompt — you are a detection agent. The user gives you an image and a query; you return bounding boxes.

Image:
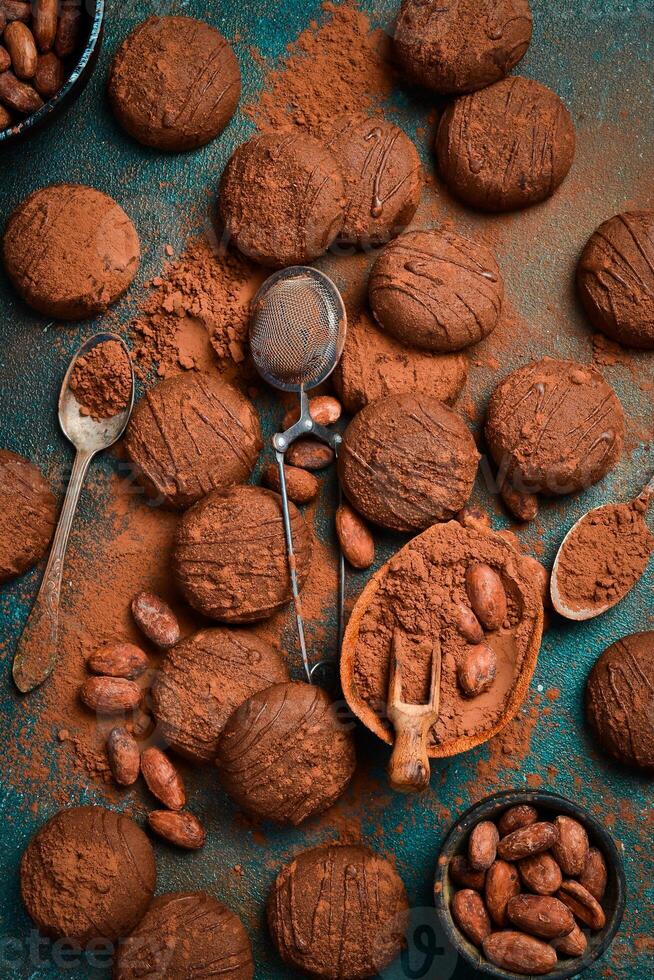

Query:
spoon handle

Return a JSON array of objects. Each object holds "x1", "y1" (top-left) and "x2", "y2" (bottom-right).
[{"x1": 13, "y1": 448, "x2": 94, "y2": 693}]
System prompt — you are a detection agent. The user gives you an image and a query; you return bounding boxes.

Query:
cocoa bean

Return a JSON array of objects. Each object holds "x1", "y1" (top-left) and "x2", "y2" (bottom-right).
[
  {"x1": 501, "y1": 483, "x2": 539, "y2": 522},
  {"x1": 262, "y1": 462, "x2": 319, "y2": 505},
  {"x1": 335, "y1": 503, "x2": 375, "y2": 569},
  {"x1": 453, "y1": 602, "x2": 484, "y2": 644},
  {"x1": 498, "y1": 804, "x2": 538, "y2": 837},
  {"x1": 148, "y1": 810, "x2": 206, "y2": 850},
  {"x1": 282, "y1": 394, "x2": 342, "y2": 430},
  {"x1": 551, "y1": 922, "x2": 588, "y2": 957},
  {"x1": 0, "y1": 70, "x2": 43, "y2": 113},
  {"x1": 465, "y1": 563, "x2": 507, "y2": 631},
  {"x1": 34, "y1": 50, "x2": 63, "y2": 98},
  {"x1": 485, "y1": 859, "x2": 521, "y2": 927},
  {"x1": 131, "y1": 591, "x2": 180, "y2": 649},
  {"x1": 87, "y1": 642, "x2": 149, "y2": 679},
  {"x1": 449, "y1": 855, "x2": 487, "y2": 891},
  {"x1": 557, "y1": 880, "x2": 606, "y2": 931},
  {"x1": 286, "y1": 439, "x2": 334, "y2": 470},
  {"x1": 451, "y1": 889, "x2": 491, "y2": 947},
  {"x1": 80, "y1": 676, "x2": 141, "y2": 714},
  {"x1": 552, "y1": 815, "x2": 589, "y2": 877},
  {"x1": 141, "y1": 747, "x2": 186, "y2": 811},
  {"x1": 106, "y1": 727, "x2": 140, "y2": 786},
  {"x1": 468, "y1": 820, "x2": 500, "y2": 871},
  {"x1": 0, "y1": 1, "x2": 31, "y2": 24},
  {"x1": 483, "y1": 931, "x2": 557, "y2": 975},
  {"x1": 579, "y1": 847, "x2": 607, "y2": 902},
  {"x1": 507, "y1": 895, "x2": 575, "y2": 940},
  {"x1": 458, "y1": 643, "x2": 497, "y2": 698},
  {"x1": 55, "y1": 3, "x2": 81, "y2": 58},
  {"x1": 3, "y1": 21, "x2": 36, "y2": 79},
  {"x1": 498, "y1": 822, "x2": 559, "y2": 862},
  {"x1": 518, "y1": 852, "x2": 562, "y2": 896},
  {"x1": 0, "y1": 46, "x2": 10, "y2": 72},
  {"x1": 32, "y1": 0, "x2": 58, "y2": 52}
]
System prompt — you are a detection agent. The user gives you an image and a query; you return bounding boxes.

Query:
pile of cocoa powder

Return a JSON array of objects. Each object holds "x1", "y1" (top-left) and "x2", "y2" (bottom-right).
[{"x1": 69, "y1": 340, "x2": 132, "y2": 421}]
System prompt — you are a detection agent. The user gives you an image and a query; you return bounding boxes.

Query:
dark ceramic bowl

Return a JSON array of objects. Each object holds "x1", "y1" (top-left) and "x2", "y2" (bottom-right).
[
  {"x1": 0, "y1": 0, "x2": 104, "y2": 146},
  {"x1": 434, "y1": 789, "x2": 625, "y2": 980}
]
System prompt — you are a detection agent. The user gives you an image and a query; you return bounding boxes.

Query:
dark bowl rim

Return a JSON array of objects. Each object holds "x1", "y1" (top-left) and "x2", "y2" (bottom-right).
[
  {"x1": 434, "y1": 788, "x2": 626, "y2": 980},
  {"x1": 0, "y1": 0, "x2": 105, "y2": 145}
]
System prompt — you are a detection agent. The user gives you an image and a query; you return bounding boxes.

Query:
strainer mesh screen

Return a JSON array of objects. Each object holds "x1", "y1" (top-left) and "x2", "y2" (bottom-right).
[{"x1": 250, "y1": 275, "x2": 344, "y2": 391}]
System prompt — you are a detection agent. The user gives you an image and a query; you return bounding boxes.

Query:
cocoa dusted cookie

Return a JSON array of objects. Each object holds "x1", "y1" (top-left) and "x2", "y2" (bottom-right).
[
  {"x1": 0, "y1": 449, "x2": 56, "y2": 583},
  {"x1": 216, "y1": 681, "x2": 356, "y2": 825},
  {"x1": 586, "y1": 631, "x2": 654, "y2": 771},
  {"x1": 577, "y1": 210, "x2": 654, "y2": 349},
  {"x1": 124, "y1": 372, "x2": 262, "y2": 510},
  {"x1": 338, "y1": 393, "x2": 479, "y2": 532},
  {"x1": 218, "y1": 130, "x2": 346, "y2": 267},
  {"x1": 485, "y1": 358, "x2": 624, "y2": 496},
  {"x1": 20, "y1": 806, "x2": 155, "y2": 946},
  {"x1": 268, "y1": 843, "x2": 409, "y2": 978},
  {"x1": 369, "y1": 228, "x2": 504, "y2": 352},
  {"x1": 108, "y1": 16, "x2": 241, "y2": 151},
  {"x1": 395, "y1": 0, "x2": 532, "y2": 94},
  {"x1": 3, "y1": 184, "x2": 140, "y2": 320},
  {"x1": 151, "y1": 627, "x2": 289, "y2": 763},
  {"x1": 115, "y1": 892, "x2": 254, "y2": 979},
  {"x1": 436, "y1": 77, "x2": 575, "y2": 212},
  {"x1": 333, "y1": 310, "x2": 468, "y2": 413},
  {"x1": 324, "y1": 113, "x2": 422, "y2": 246},
  {"x1": 173, "y1": 485, "x2": 312, "y2": 622}
]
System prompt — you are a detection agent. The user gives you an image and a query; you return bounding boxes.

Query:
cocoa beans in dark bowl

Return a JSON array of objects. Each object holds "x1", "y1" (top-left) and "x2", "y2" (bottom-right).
[
  {"x1": 0, "y1": 0, "x2": 104, "y2": 146},
  {"x1": 434, "y1": 789, "x2": 625, "y2": 979}
]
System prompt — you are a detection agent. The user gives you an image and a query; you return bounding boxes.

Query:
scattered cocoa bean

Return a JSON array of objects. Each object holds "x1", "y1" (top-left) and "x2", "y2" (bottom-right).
[
  {"x1": 507, "y1": 895, "x2": 575, "y2": 940},
  {"x1": 498, "y1": 822, "x2": 559, "y2": 862},
  {"x1": 80, "y1": 676, "x2": 141, "y2": 714},
  {"x1": 32, "y1": 0, "x2": 58, "y2": 52},
  {"x1": 0, "y1": 70, "x2": 43, "y2": 113},
  {"x1": 335, "y1": 503, "x2": 375, "y2": 569},
  {"x1": 34, "y1": 49, "x2": 63, "y2": 98},
  {"x1": 55, "y1": 3, "x2": 81, "y2": 58},
  {"x1": 141, "y1": 746, "x2": 186, "y2": 811},
  {"x1": 518, "y1": 852, "x2": 562, "y2": 896},
  {"x1": 465, "y1": 563, "x2": 507, "y2": 631},
  {"x1": 485, "y1": 859, "x2": 521, "y2": 927},
  {"x1": 552, "y1": 815, "x2": 589, "y2": 877},
  {"x1": 0, "y1": 46, "x2": 10, "y2": 72},
  {"x1": 282, "y1": 394, "x2": 342, "y2": 430},
  {"x1": 87, "y1": 642, "x2": 149, "y2": 679},
  {"x1": 106, "y1": 727, "x2": 140, "y2": 786},
  {"x1": 453, "y1": 602, "x2": 484, "y2": 644},
  {"x1": 131, "y1": 591, "x2": 180, "y2": 649},
  {"x1": 551, "y1": 922, "x2": 588, "y2": 957},
  {"x1": 262, "y1": 461, "x2": 319, "y2": 505},
  {"x1": 3, "y1": 21, "x2": 37, "y2": 79},
  {"x1": 285, "y1": 439, "x2": 334, "y2": 470},
  {"x1": 147, "y1": 810, "x2": 206, "y2": 850},
  {"x1": 449, "y1": 855, "x2": 487, "y2": 891},
  {"x1": 500, "y1": 483, "x2": 539, "y2": 522},
  {"x1": 579, "y1": 847, "x2": 607, "y2": 902},
  {"x1": 557, "y1": 880, "x2": 606, "y2": 931},
  {"x1": 468, "y1": 820, "x2": 500, "y2": 872},
  {"x1": 451, "y1": 889, "x2": 491, "y2": 947},
  {"x1": 483, "y1": 931, "x2": 557, "y2": 975},
  {"x1": 498, "y1": 804, "x2": 538, "y2": 838},
  {"x1": 458, "y1": 643, "x2": 497, "y2": 698}
]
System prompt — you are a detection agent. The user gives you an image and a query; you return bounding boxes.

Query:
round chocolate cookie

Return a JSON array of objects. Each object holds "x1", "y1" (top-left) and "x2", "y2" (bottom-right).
[
  {"x1": 218, "y1": 130, "x2": 346, "y2": 267},
  {"x1": 435, "y1": 77, "x2": 576, "y2": 212},
  {"x1": 124, "y1": 372, "x2": 262, "y2": 510},
  {"x1": 151, "y1": 627, "x2": 289, "y2": 763},
  {"x1": 338, "y1": 393, "x2": 479, "y2": 532},
  {"x1": 369, "y1": 228, "x2": 504, "y2": 352},
  {"x1": 115, "y1": 892, "x2": 254, "y2": 979},
  {"x1": 577, "y1": 211, "x2": 654, "y2": 349},
  {"x1": 586, "y1": 632, "x2": 654, "y2": 771},
  {"x1": 395, "y1": 0, "x2": 532, "y2": 94},
  {"x1": 0, "y1": 449, "x2": 56, "y2": 583},
  {"x1": 216, "y1": 681, "x2": 356, "y2": 825},
  {"x1": 108, "y1": 16, "x2": 241, "y2": 151},
  {"x1": 333, "y1": 310, "x2": 468, "y2": 413},
  {"x1": 173, "y1": 485, "x2": 312, "y2": 622},
  {"x1": 324, "y1": 114, "x2": 422, "y2": 246},
  {"x1": 268, "y1": 843, "x2": 409, "y2": 978},
  {"x1": 485, "y1": 358, "x2": 625, "y2": 496},
  {"x1": 3, "y1": 185, "x2": 140, "y2": 320},
  {"x1": 20, "y1": 806, "x2": 155, "y2": 947}
]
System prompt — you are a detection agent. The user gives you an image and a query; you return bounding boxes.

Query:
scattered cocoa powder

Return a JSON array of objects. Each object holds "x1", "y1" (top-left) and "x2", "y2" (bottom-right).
[{"x1": 68, "y1": 340, "x2": 132, "y2": 421}]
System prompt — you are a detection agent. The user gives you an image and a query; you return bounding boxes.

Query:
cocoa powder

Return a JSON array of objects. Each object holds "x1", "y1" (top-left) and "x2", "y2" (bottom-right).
[{"x1": 69, "y1": 340, "x2": 132, "y2": 421}]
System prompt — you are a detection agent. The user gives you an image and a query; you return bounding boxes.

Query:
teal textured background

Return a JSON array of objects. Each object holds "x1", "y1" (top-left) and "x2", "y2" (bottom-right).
[{"x1": 0, "y1": 0, "x2": 652, "y2": 977}]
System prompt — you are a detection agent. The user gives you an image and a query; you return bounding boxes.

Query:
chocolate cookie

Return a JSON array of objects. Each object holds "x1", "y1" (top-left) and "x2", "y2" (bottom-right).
[
  {"x1": 173, "y1": 485, "x2": 312, "y2": 622},
  {"x1": 3, "y1": 184, "x2": 140, "y2": 320},
  {"x1": 151, "y1": 627, "x2": 289, "y2": 763},
  {"x1": 577, "y1": 211, "x2": 654, "y2": 349},
  {"x1": 108, "y1": 16, "x2": 240, "y2": 151},
  {"x1": 218, "y1": 130, "x2": 345, "y2": 267},
  {"x1": 338, "y1": 393, "x2": 479, "y2": 531},
  {"x1": 369, "y1": 228, "x2": 504, "y2": 352},
  {"x1": 586, "y1": 632, "x2": 654, "y2": 771},
  {"x1": 0, "y1": 449, "x2": 56, "y2": 583},
  {"x1": 216, "y1": 681, "x2": 356, "y2": 825},
  {"x1": 268, "y1": 843, "x2": 409, "y2": 978},
  {"x1": 485, "y1": 358, "x2": 624, "y2": 496},
  {"x1": 435, "y1": 77, "x2": 576, "y2": 211},
  {"x1": 20, "y1": 806, "x2": 155, "y2": 946},
  {"x1": 395, "y1": 0, "x2": 532, "y2": 94},
  {"x1": 115, "y1": 892, "x2": 254, "y2": 979},
  {"x1": 124, "y1": 372, "x2": 262, "y2": 510},
  {"x1": 324, "y1": 113, "x2": 422, "y2": 246},
  {"x1": 333, "y1": 310, "x2": 468, "y2": 413}
]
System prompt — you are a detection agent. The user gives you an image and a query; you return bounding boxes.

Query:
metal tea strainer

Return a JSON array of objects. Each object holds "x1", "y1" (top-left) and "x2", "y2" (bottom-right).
[{"x1": 250, "y1": 266, "x2": 347, "y2": 686}]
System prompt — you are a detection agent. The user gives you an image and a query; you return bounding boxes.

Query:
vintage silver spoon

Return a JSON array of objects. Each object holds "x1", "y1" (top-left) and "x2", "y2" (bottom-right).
[
  {"x1": 550, "y1": 474, "x2": 654, "y2": 621},
  {"x1": 12, "y1": 333, "x2": 134, "y2": 693}
]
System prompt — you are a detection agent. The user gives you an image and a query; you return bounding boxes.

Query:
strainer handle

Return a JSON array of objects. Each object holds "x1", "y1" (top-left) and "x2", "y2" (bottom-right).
[{"x1": 275, "y1": 447, "x2": 312, "y2": 684}]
